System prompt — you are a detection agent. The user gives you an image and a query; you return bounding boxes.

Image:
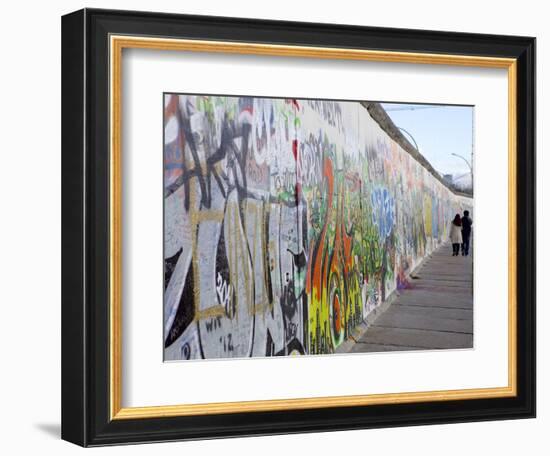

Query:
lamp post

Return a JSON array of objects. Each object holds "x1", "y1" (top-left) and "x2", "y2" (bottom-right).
[
  {"x1": 397, "y1": 127, "x2": 420, "y2": 152},
  {"x1": 451, "y1": 153, "x2": 473, "y2": 191}
]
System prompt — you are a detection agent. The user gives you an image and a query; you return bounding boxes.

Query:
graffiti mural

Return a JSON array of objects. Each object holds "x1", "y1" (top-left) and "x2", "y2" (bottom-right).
[{"x1": 163, "y1": 94, "x2": 472, "y2": 360}]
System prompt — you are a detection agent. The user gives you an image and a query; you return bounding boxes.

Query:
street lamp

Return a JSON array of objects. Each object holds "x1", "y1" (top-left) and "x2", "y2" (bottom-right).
[
  {"x1": 397, "y1": 127, "x2": 420, "y2": 152},
  {"x1": 451, "y1": 153, "x2": 473, "y2": 191}
]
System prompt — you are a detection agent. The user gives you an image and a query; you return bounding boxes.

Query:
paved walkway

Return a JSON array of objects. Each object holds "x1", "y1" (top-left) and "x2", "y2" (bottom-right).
[{"x1": 350, "y1": 241, "x2": 473, "y2": 353}]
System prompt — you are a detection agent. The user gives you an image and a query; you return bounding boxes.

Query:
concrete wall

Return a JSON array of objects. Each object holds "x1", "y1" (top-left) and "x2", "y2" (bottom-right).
[{"x1": 163, "y1": 94, "x2": 473, "y2": 360}]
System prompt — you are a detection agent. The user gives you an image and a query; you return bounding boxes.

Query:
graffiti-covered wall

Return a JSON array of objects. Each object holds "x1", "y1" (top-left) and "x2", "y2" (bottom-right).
[{"x1": 163, "y1": 94, "x2": 472, "y2": 360}]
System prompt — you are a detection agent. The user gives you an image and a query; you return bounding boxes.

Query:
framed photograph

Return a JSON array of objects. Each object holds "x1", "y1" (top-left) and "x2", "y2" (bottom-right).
[{"x1": 61, "y1": 8, "x2": 535, "y2": 446}]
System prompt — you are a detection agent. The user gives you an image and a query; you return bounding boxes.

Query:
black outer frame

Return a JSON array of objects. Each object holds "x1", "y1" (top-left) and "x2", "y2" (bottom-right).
[{"x1": 61, "y1": 8, "x2": 536, "y2": 447}]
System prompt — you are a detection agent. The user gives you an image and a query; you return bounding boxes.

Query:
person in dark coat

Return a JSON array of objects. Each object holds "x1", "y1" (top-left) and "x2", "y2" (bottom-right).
[{"x1": 461, "y1": 210, "x2": 473, "y2": 256}]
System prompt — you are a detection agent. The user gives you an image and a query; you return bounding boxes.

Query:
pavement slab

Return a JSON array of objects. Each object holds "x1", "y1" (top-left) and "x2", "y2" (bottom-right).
[
  {"x1": 349, "y1": 241, "x2": 473, "y2": 352},
  {"x1": 357, "y1": 326, "x2": 473, "y2": 350},
  {"x1": 349, "y1": 343, "x2": 421, "y2": 353}
]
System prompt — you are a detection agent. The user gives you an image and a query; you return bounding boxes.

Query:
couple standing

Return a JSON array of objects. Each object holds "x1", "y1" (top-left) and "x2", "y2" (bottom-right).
[{"x1": 450, "y1": 210, "x2": 473, "y2": 256}]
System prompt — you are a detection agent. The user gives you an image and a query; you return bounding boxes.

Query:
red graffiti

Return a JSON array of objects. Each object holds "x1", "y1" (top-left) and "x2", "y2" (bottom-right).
[{"x1": 292, "y1": 139, "x2": 298, "y2": 161}]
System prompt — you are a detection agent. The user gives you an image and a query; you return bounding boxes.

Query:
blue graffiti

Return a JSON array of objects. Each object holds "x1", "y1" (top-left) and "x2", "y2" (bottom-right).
[
  {"x1": 371, "y1": 187, "x2": 395, "y2": 239},
  {"x1": 431, "y1": 197, "x2": 439, "y2": 238}
]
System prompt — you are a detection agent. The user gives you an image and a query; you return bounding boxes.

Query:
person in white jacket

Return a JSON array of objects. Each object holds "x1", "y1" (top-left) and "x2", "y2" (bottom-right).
[{"x1": 450, "y1": 214, "x2": 462, "y2": 256}]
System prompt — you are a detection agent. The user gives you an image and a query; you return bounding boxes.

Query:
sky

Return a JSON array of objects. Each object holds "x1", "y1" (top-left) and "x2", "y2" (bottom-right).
[{"x1": 381, "y1": 103, "x2": 474, "y2": 180}]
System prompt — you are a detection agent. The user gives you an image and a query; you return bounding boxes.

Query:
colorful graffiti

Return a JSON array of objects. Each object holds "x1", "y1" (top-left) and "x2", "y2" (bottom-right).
[{"x1": 163, "y1": 94, "x2": 472, "y2": 360}]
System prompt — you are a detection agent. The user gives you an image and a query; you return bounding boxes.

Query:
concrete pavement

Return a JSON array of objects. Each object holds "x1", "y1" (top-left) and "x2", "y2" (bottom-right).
[{"x1": 348, "y1": 241, "x2": 473, "y2": 353}]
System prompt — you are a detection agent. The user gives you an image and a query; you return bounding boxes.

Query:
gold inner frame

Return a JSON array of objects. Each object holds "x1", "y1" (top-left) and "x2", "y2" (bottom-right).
[{"x1": 109, "y1": 35, "x2": 517, "y2": 420}]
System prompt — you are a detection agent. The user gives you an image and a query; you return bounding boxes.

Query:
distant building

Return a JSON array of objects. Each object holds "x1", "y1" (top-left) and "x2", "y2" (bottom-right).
[
  {"x1": 438, "y1": 172, "x2": 472, "y2": 195},
  {"x1": 453, "y1": 173, "x2": 472, "y2": 192}
]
